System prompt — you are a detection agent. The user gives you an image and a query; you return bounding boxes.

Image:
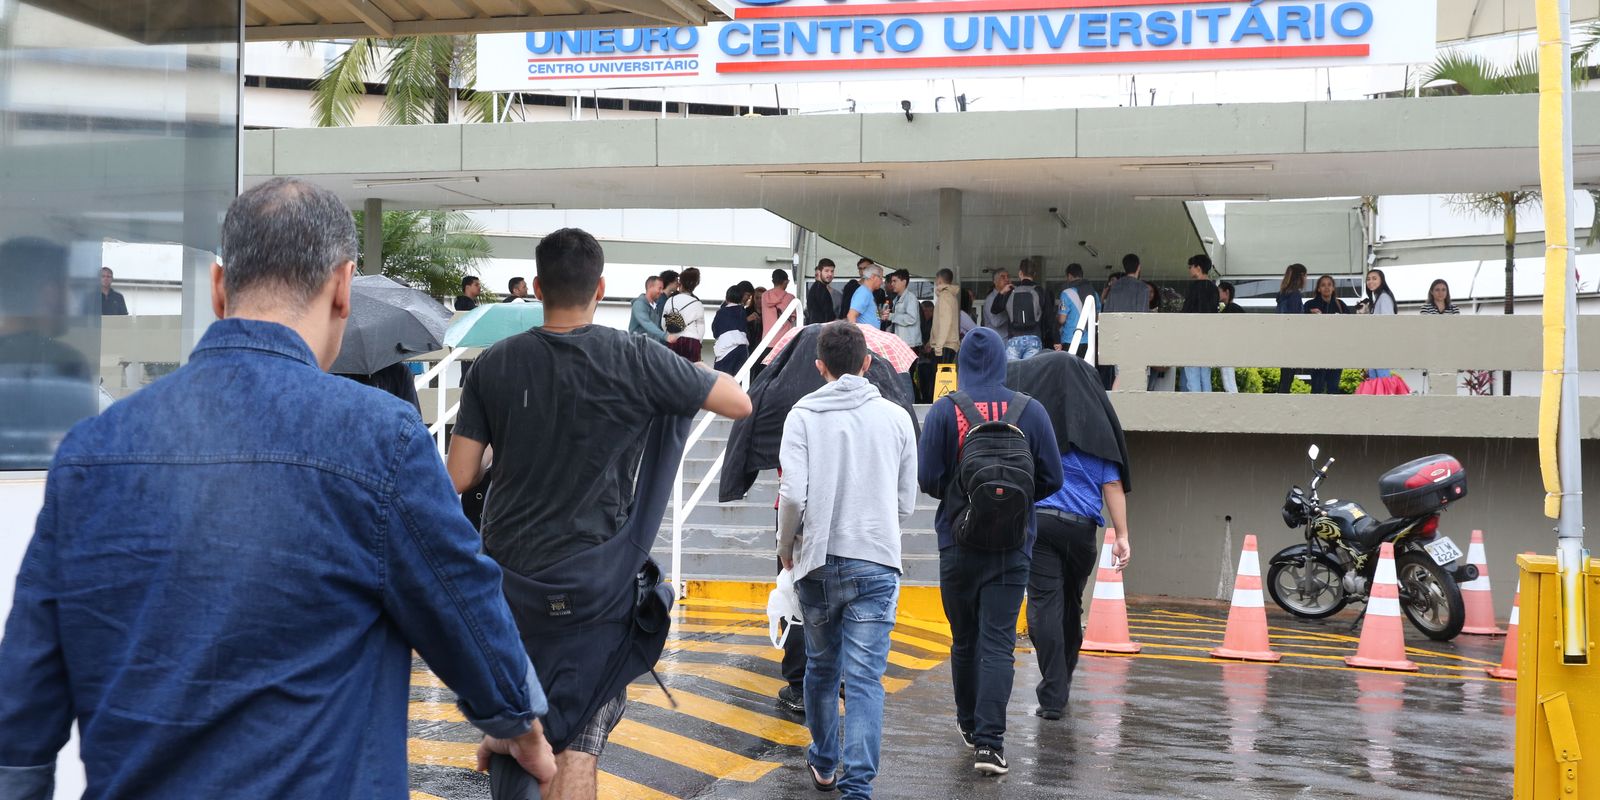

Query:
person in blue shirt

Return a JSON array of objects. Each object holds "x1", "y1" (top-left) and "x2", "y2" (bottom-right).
[
  {"x1": 847, "y1": 264, "x2": 886, "y2": 329},
  {"x1": 0, "y1": 178, "x2": 555, "y2": 800}
]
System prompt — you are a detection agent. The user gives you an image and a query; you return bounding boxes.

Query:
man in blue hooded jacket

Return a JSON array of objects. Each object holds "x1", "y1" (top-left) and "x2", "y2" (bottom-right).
[{"x1": 917, "y1": 327, "x2": 1062, "y2": 776}]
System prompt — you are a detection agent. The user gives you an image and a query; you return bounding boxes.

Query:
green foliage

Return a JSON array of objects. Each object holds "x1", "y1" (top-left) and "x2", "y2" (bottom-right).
[
  {"x1": 311, "y1": 36, "x2": 495, "y2": 127},
  {"x1": 1339, "y1": 369, "x2": 1363, "y2": 394},
  {"x1": 354, "y1": 210, "x2": 490, "y2": 300},
  {"x1": 1259, "y1": 368, "x2": 1309, "y2": 394},
  {"x1": 1209, "y1": 367, "x2": 1266, "y2": 393}
]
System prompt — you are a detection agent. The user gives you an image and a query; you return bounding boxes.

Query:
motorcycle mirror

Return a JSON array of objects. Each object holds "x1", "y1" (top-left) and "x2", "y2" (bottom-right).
[{"x1": 1307, "y1": 445, "x2": 1320, "y2": 461}]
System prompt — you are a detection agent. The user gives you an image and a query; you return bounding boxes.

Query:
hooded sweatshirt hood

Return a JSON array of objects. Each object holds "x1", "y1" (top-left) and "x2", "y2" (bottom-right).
[
  {"x1": 793, "y1": 372, "x2": 881, "y2": 413},
  {"x1": 958, "y1": 327, "x2": 1008, "y2": 389}
]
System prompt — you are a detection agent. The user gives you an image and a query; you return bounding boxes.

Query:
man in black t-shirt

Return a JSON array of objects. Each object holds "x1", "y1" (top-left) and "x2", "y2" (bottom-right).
[
  {"x1": 447, "y1": 228, "x2": 751, "y2": 800},
  {"x1": 455, "y1": 275, "x2": 480, "y2": 311}
]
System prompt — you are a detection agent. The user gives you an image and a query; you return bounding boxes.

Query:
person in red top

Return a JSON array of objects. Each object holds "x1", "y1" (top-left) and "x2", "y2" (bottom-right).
[{"x1": 762, "y1": 269, "x2": 797, "y2": 346}]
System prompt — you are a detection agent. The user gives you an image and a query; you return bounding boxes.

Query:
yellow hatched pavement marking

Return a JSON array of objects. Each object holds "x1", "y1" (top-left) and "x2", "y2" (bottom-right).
[
  {"x1": 412, "y1": 792, "x2": 447, "y2": 800},
  {"x1": 409, "y1": 701, "x2": 464, "y2": 722},
  {"x1": 627, "y1": 684, "x2": 811, "y2": 746},
  {"x1": 1143, "y1": 609, "x2": 1502, "y2": 666},
  {"x1": 610, "y1": 719, "x2": 780, "y2": 782},
  {"x1": 658, "y1": 656, "x2": 912, "y2": 694},
  {"x1": 677, "y1": 596, "x2": 959, "y2": 639},
  {"x1": 408, "y1": 739, "x2": 680, "y2": 800},
  {"x1": 1135, "y1": 641, "x2": 1486, "y2": 673},
  {"x1": 677, "y1": 615, "x2": 952, "y2": 656},
  {"x1": 668, "y1": 637, "x2": 944, "y2": 671},
  {"x1": 411, "y1": 671, "x2": 447, "y2": 689},
  {"x1": 1122, "y1": 651, "x2": 1502, "y2": 682}
]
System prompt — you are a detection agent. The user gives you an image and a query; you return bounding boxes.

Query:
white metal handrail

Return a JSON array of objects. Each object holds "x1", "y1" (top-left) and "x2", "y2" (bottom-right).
[
  {"x1": 416, "y1": 347, "x2": 468, "y2": 458},
  {"x1": 670, "y1": 294, "x2": 801, "y2": 596}
]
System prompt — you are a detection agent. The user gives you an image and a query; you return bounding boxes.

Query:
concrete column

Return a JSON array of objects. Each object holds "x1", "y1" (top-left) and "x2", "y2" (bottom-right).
[
  {"x1": 362, "y1": 197, "x2": 383, "y2": 276},
  {"x1": 938, "y1": 188, "x2": 962, "y2": 280}
]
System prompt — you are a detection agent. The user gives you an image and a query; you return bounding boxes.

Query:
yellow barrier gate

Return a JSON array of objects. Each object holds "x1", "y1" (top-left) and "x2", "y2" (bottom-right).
[{"x1": 1515, "y1": 555, "x2": 1598, "y2": 798}]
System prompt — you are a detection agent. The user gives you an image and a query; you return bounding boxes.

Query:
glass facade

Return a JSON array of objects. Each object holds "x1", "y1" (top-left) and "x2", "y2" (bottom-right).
[{"x1": 0, "y1": 0, "x2": 240, "y2": 469}]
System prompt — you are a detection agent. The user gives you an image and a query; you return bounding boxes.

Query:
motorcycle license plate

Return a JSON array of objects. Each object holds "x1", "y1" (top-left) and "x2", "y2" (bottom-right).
[{"x1": 1425, "y1": 536, "x2": 1464, "y2": 566}]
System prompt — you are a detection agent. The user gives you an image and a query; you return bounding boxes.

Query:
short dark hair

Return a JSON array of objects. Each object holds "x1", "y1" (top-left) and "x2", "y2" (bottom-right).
[
  {"x1": 857, "y1": 257, "x2": 874, "y2": 268},
  {"x1": 1121, "y1": 253, "x2": 1141, "y2": 274},
  {"x1": 645, "y1": 275, "x2": 663, "y2": 290},
  {"x1": 771, "y1": 268, "x2": 789, "y2": 285},
  {"x1": 101, "y1": 267, "x2": 114, "y2": 277},
  {"x1": 936, "y1": 268, "x2": 954, "y2": 283},
  {"x1": 1066, "y1": 263, "x2": 1084, "y2": 278},
  {"x1": 678, "y1": 267, "x2": 701, "y2": 295},
  {"x1": 724, "y1": 285, "x2": 745, "y2": 304},
  {"x1": 659, "y1": 269, "x2": 679, "y2": 286},
  {"x1": 816, "y1": 320, "x2": 867, "y2": 378},
  {"x1": 1218, "y1": 280, "x2": 1235, "y2": 299},
  {"x1": 508, "y1": 276, "x2": 525, "y2": 293},
  {"x1": 533, "y1": 228, "x2": 604, "y2": 308},
  {"x1": 1188, "y1": 254, "x2": 1213, "y2": 274},
  {"x1": 1018, "y1": 260, "x2": 1037, "y2": 279},
  {"x1": 890, "y1": 268, "x2": 911, "y2": 283},
  {"x1": 817, "y1": 258, "x2": 835, "y2": 269},
  {"x1": 462, "y1": 275, "x2": 479, "y2": 291},
  {"x1": 221, "y1": 177, "x2": 356, "y2": 308}
]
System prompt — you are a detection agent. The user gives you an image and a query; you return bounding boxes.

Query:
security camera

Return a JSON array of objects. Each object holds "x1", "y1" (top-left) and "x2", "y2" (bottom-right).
[
  {"x1": 1048, "y1": 207, "x2": 1069, "y2": 230},
  {"x1": 900, "y1": 100, "x2": 913, "y2": 123}
]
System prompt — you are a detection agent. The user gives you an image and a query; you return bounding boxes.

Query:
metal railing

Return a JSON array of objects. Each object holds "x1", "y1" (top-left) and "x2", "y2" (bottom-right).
[
  {"x1": 415, "y1": 348, "x2": 469, "y2": 458},
  {"x1": 669, "y1": 296, "x2": 801, "y2": 596},
  {"x1": 1065, "y1": 294, "x2": 1099, "y2": 367}
]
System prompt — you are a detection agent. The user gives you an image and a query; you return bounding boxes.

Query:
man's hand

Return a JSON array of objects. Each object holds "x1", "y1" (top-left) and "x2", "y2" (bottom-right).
[
  {"x1": 1308, "y1": 308, "x2": 1322, "y2": 315},
  {"x1": 780, "y1": 555, "x2": 794, "y2": 571},
  {"x1": 1000, "y1": 284, "x2": 1014, "y2": 295},
  {"x1": 477, "y1": 719, "x2": 557, "y2": 793},
  {"x1": 1053, "y1": 344, "x2": 1063, "y2": 351},
  {"x1": 1112, "y1": 537, "x2": 1131, "y2": 571}
]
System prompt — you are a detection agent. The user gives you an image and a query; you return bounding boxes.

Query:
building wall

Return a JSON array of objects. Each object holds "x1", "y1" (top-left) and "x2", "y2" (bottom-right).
[{"x1": 1121, "y1": 431, "x2": 1592, "y2": 618}]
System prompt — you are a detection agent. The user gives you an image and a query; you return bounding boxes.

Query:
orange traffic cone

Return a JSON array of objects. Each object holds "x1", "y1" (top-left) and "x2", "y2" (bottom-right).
[
  {"x1": 1486, "y1": 589, "x2": 1521, "y2": 680},
  {"x1": 1459, "y1": 530, "x2": 1504, "y2": 635},
  {"x1": 1210, "y1": 534, "x2": 1281, "y2": 662},
  {"x1": 1080, "y1": 529, "x2": 1141, "y2": 654},
  {"x1": 1345, "y1": 542, "x2": 1418, "y2": 672}
]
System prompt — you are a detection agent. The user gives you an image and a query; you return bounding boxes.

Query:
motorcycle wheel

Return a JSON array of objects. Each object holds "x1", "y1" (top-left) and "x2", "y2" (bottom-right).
[
  {"x1": 1266, "y1": 552, "x2": 1348, "y2": 619},
  {"x1": 1395, "y1": 552, "x2": 1466, "y2": 641}
]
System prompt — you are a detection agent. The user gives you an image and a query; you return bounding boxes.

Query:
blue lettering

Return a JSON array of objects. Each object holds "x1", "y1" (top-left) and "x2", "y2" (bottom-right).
[
  {"x1": 1277, "y1": 5, "x2": 1312, "y2": 40},
  {"x1": 1108, "y1": 11, "x2": 1141, "y2": 46},
  {"x1": 1331, "y1": 2, "x2": 1372, "y2": 36},
  {"x1": 1039, "y1": 14, "x2": 1073, "y2": 48},
  {"x1": 752, "y1": 22, "x2": 780, "y2": 55},
  {"x1": 785, "y1": 21, "x2": 818, "y2": 54},
  {"x1": 1193, "y1": 8, "x2": 1230, "y2": 43},
  {"x1": 1146, "y1": 10, "x2": 1177, "y2": 45},
  {"x1": 616, "y1": 29, "x2": 644, "y2": 53},
  {"x1": 818, "y1": 19, "x2": 851, "y2": 53},
  {"x1": 1231, "y1": 3, "x2": 1275, "y2": 42},
  {"x1": 592, "y1": 30, "x2": 615, "y2": 53},
  {"x1": 526, "y1": 32, "x2": 553, "y2": 54},
  {"x1": 719, "y1": 23, "x2": 750, "y2": 56},
  {"x1": 646, "y1": 28, "x2": 670, "y2": 50},
  {"x1": 1182, "y1": 9, "x2": 1193, "y2": 44},
  {"x1": 854, "y1": 19, "x2": 886, "y2": 53},
  {"x1": 1078, "y1": 12, "x2": 1107, "y2": 48},
  {"x1": 1314, "y1": 3, "x2": 1327, "y2": 37},
  {"x1": 673, "y1": 28, "x2": 698, "y2": 49},
  {"x1": 986, "y1": 15, "x2": 1021, "y2": 50},
  {"x1": 946, "y1": 17, "x2": 980, "y2": 50},
  {"x1": 1022, "y1": 15, "x2": 1035, "y2": 49},
  {"x1": 886, "y1": 19, "x2": 922, "y2": 52}
]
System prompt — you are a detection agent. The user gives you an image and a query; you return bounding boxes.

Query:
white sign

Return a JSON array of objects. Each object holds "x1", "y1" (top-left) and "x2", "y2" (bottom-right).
[{"x1": 477, "y1": 0, "x2": 1436, "y2": 91}]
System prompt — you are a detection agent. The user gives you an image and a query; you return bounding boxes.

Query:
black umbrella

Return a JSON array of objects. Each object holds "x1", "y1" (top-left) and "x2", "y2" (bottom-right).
[{"x1": 330, "y1": 275, "x2": 452, "y2": 375}]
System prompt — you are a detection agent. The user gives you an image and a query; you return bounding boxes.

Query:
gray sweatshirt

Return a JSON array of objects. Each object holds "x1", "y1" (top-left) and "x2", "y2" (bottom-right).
[{"x1": 776, "y1": 373, "x2": 919, "y2": 581}]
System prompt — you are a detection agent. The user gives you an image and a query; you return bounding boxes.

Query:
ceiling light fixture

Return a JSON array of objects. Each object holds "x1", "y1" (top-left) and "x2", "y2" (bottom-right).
[
  {"x1": 747, "y1": 169, "x2": 886, "y2": 179},
  {"x1": 1048, "y1": 207, "x2": 1069, "y2": 230},
  {"x1": 1133, "y1": 193, "x2": 1269, "y2": 201},
  {"x1": 1122, "y1": 162, "x2": 1275, "y2": 172},
  {"x1": 353, "y1": 176, "x2": 481, "y2": 189},
  {"x1": 879, "y1": 210, "x2": 912, "y2": 227}
]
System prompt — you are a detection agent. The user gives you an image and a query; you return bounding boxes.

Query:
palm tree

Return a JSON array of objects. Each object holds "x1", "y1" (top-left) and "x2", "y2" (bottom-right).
[
  {"x1": 309, "y1": 36, "x2": 494, "y2": 127},
  {"x1": 355, "y1": 210, "x2": 492, "y2": 300},
  {"x1": 1423, "y1": 40, "x2": 1593, "y2": 394}
]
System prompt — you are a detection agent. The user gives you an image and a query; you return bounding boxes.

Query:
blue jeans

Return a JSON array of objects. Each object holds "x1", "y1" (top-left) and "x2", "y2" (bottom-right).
[
  {"x1": 939, "y1": 545, "x2": 1030, "y2": 749},
  {"x1": 1006, "y1": 335, "x2": 1042, "y2": 361},
  {"x1": 1181, "y1": 366, "x2": 1211, "y2": 392},
  {"x1": 796, "y1": 556, "x2": 900, "y2": 799}
]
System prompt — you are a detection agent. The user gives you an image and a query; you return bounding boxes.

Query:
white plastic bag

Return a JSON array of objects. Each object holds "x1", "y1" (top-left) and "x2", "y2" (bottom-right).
[{"x1": 768, "y1": 568, "x2": 803, "y2": 650}]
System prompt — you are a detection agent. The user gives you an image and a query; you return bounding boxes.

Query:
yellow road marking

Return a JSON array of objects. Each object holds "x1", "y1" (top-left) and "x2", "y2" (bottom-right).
[
  {"x1": 1129, "y1": 631, "x2": 1488, "y2": 667},
  {"x1": 1119, "y1": 651, "x2": 1502, "y2": 682},
  {"x1": 627, "y1": 685, "x2": 812, "y2": 746},
  {"x1": 598, "y1": 771, "x2": 678, "y2": 800},
  {"x1": 409, "y1": 701, "x2": 464, "y2": 722},
  {"x1": 677, "y1": 616, "x2": 950, "y2": 656},
  {"x1": 658, "y1": 657, "x2": 912, "y2": 694},
  {"x1": 609, "y1": 719, "x2": 779, "y2": 782},
  {"x1": 677, "y1": 594, "x2": 955, "y2": 638},
  {"x1": 667, "y1": 637, "x2": 944, "y2": 671},
  {"x1": 1144, "y1": 609, "x2": 1504, "y2": 666},
  {"x1": 1135, "y1": 641, "x2": 1486, "y2": 673},
  {"x1": 411, "y1": 671, "x2": 447, "y2": 689},
  {"x1": 412, "y1": 792, "x2": 447, "y2": 800},
  {"x1": 678, "y1": 597, "x2": 767, "y2": 611}
]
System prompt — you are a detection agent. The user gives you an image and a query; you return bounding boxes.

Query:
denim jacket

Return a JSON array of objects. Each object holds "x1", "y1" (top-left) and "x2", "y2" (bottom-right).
[{"x1": 0, "y1": 318, "x2": 544, "y2": 799}]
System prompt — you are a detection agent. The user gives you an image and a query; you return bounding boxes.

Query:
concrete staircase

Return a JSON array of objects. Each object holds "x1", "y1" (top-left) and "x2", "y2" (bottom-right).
[{"x1": 652, "y1": 407, "x2": 942, "y2": 586}]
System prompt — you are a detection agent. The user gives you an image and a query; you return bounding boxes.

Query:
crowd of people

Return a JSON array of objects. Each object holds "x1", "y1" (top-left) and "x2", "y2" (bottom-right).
[{"x1": 0, "y1": 178, "x2": 1138, "y2": 800}]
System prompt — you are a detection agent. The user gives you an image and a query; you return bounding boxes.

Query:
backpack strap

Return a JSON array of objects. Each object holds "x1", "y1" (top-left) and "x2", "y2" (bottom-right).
[
  {"x1": 948, "y1": 391, "x2": 986, "y2": 434},
  {"x1": 1001, "y1": 392, "x2": 1032, "y2": 425}
]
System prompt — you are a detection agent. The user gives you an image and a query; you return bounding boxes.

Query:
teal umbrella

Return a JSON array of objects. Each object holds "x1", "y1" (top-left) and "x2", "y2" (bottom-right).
[{"x1": 444, "y1": 300, "x2": 544, "y2": 348}]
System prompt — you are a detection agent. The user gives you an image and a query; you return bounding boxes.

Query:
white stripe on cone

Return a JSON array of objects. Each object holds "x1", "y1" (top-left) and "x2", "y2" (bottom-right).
[
  {"x1": 1093, "y1": 580, "x2": 1126, "y2": 601},
  {"x1": 1508, "y1": 604, "x2": 1520, "y2": 626},
  {"x1": 1368, "y1": 595, "x2": 1402, "y2": 617},
  {"x1": 1229, "y1": 587, "x2": 1264, "y2": 609},
  {"x1": 1238, "y1": 555, "x2": 1260, "y2": 578}
]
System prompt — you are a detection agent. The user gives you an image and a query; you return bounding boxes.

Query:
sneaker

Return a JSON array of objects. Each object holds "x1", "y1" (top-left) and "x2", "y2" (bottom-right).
[
  {"x1": 957, "y1": 727, "x2": 976, "y2": 749},
  {"x1": 777, "y1": 686, "x2": 804, "y2": 716},
  {"x1": 974, "y1": 747, "x2": 1009, "y2": 776},
  {"x1": 1035, "y1": 707, "x2": 1063, "y2": 721}
]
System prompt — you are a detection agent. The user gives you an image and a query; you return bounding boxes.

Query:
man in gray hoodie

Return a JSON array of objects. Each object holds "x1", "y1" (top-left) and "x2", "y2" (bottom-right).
[{"x1": 777, "y1": 321, "x2": 918, "y2": 799}]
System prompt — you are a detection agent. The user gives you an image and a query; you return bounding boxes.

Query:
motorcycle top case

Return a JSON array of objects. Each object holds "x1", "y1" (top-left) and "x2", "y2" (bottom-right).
[{"x1": 1379, "y1": 455, "x2": 1467, "y2": 518}]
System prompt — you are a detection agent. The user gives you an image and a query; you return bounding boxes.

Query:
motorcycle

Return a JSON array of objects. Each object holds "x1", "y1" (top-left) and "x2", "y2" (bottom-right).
[{"x1": 1267, "y1": 445, "x2": 1477, "y2": 641}]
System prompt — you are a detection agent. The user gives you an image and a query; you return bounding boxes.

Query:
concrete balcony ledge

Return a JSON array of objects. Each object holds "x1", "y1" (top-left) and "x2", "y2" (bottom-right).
[{"x1": 1099, "y1": 312, "x2": 1600, "y2": 440}]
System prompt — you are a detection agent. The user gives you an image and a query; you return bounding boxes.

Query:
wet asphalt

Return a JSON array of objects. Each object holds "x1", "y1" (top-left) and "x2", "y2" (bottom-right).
[{"x1": 411, "y1": 600, "x2": 1515, "y2": 800}]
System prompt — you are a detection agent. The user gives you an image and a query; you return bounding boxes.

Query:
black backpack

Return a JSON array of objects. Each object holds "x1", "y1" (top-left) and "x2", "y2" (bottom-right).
[
  {"x1": 949, "y1": 391, "x2": 1037, "y2": 551},
  {"x1": 1008, "y1": 284, "x2": 1042, "y2": 329}
]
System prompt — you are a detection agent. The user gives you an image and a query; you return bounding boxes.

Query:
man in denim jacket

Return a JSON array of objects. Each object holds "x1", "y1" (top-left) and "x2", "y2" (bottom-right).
[{"x1": 0, "y1": 178, "x2": 554, "y2": 799}]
